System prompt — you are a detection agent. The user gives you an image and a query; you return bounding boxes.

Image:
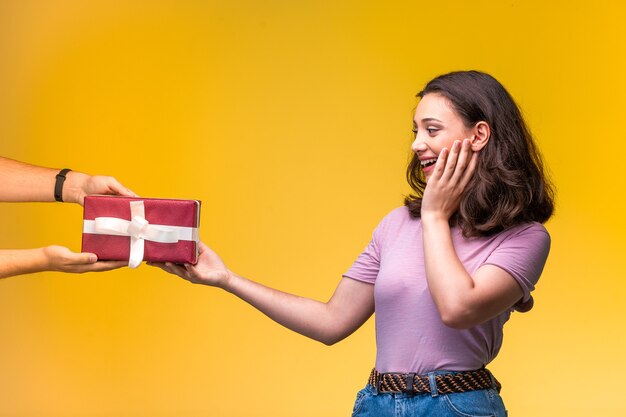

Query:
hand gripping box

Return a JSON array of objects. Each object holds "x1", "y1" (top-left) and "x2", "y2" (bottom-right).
[{"x1": 82, "y1": 195, "x2": 201, "y2": 268}]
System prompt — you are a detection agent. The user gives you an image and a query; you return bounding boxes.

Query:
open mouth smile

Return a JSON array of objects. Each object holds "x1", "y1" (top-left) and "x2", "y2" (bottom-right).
[{"x1": 420, "y1": 158, "x2": 437, "y2": 168}]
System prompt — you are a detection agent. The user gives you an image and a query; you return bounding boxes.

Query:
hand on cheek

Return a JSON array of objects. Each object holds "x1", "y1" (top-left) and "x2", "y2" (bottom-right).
[{"x1": 421, "y1": 139, "x2": 478, "y2": 221}]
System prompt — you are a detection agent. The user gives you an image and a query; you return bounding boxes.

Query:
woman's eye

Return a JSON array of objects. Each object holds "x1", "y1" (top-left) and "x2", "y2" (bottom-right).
[
  {"x1": 412, "y1": 129, "x2": 418, "y2": 135},
  {"x1": 426, "y1": 128, "x2": 438, "y2": 134}
]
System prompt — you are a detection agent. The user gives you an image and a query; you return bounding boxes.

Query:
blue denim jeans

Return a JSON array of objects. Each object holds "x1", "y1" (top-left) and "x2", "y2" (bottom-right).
[{"x1": 351, "y1": 371, "x2": 508, "y2": 417}]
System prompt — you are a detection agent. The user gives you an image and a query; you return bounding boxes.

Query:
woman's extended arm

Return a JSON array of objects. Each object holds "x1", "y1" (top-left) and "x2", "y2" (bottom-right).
[
  {"x1": 420, "y1": 139, "x2": 523, "y2": 329},
  {"x1": 0, "y1": 246, "x2": 127, "y2": 279},
  {"x1": 150, "y1": 242, "x2": 375, "y2": 345}
]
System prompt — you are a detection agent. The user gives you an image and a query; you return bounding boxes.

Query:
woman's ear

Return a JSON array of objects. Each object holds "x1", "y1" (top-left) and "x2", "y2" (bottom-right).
[{"x1": 471, "y1": 121, "x2": 491, "y2": 151}]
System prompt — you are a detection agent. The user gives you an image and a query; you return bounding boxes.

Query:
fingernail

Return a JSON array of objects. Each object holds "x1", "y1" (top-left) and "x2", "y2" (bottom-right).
[{"x1": 89, "y1": 255, "x2": 97, "y2": 262}]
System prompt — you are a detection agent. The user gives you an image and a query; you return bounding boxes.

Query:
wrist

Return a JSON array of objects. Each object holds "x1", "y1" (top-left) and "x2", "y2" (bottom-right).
[
  {"x1": 221, "y1": 270, "x2": 239, "y2": 293},
  {"x1": 34, "y1": 247, "x2": 54, "y2": 273},
  {"x1": 420, "y1": 211, "x2": 450, "y2": 224},
  {"x1": 62, "y1": 171, "x2": 89, "y2": 204}
]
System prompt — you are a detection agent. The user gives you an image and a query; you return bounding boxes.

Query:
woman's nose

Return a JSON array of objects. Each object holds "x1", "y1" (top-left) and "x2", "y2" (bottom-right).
[{"x1": 411, "y1": 134, "x2": 427, "y2": 154}]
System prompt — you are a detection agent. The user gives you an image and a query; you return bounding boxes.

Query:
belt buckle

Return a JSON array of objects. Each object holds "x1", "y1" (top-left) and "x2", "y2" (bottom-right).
[
  {"x1": 403, "y1": 373, "x2": 416, "y2": 394},
  {"x1": 375, "y1": 373, "x2": 382, "y2": 393}
]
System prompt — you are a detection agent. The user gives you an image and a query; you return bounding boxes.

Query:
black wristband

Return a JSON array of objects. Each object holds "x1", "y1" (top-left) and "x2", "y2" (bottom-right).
[{"x1": 54, "y1": 168, "x2": 72, "y2": 202}]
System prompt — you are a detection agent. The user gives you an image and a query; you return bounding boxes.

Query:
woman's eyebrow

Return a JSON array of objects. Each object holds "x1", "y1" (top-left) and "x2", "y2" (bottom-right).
[
  {"x1": 421, "y1": 117, "x2": 443, "y2": 123},
  {"x1": 413, "y1": 117, "x2": 443, "y2": 127}
]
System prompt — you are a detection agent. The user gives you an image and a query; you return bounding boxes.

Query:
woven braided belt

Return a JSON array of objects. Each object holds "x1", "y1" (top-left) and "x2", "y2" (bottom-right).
[{"x1": 368, "y1": 368, "x2": 501, "y2": 394}]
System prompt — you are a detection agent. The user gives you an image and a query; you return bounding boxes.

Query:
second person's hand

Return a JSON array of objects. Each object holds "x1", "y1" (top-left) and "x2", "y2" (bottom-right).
[{"x1": 148, "y1": 241, "x2": 232, "y2": 288}]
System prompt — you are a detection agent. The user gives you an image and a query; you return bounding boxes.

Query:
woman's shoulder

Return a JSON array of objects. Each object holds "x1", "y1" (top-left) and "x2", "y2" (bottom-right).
[
  {"x1": 372, "y1": 206, "x2": 417, "y2": 236},
  {"x1": 504, "y1": 221, "x2": 550, "y2": 237},
  {"x1": 496, "y1": 221, "x2": 551, "y2": 247},
  {"x1": 380, "y1": 206, "x2": 415, "y2": 225}
]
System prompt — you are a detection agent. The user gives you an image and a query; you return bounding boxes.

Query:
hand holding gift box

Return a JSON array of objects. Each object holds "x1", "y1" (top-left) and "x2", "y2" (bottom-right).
[
  {"x1": 0, "y1": 156, "x2": 135, "y2": 279},
  {"x1": 82, "y1": 196, "x2": 201, "y2": 268}
]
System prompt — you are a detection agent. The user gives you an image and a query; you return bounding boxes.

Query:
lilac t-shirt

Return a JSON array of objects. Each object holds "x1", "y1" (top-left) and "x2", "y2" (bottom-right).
[{"x1": 343, "y1": 207, "x2": 550, "y2": 374}]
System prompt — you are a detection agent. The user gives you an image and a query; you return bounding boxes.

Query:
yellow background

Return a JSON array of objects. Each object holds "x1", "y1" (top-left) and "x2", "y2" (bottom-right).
[{"x1": 1, "y1": 1, "x2": 624, "y2": 416}]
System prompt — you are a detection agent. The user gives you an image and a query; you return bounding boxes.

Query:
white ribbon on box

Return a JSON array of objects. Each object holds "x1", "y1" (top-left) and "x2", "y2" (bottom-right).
[{"x1": 82, "y1": 200, "x2": 198, "y2": 268}]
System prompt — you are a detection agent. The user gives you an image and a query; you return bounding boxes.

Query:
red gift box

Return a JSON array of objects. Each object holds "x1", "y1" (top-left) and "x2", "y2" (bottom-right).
[{"x1": 82, "y1": 196, "x2": 201, "y2": 268}]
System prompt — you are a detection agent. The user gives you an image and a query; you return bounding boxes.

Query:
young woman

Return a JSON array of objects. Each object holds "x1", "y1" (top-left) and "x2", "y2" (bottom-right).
[{"x1": 152, "y1": 70, "x2": 554, "y2": 417}]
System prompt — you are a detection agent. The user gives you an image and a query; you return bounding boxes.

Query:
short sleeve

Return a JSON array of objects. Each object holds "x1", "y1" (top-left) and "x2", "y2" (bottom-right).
[
  {"x1": 342, "y1": 216, "x2": 389, "y2": 284},
  {"x1": 482, "y1": 223, "x2": 551, "y2": 312}
]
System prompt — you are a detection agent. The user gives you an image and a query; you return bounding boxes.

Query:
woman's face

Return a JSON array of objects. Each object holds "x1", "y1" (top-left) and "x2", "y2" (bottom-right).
[{"x1": 411, "y1": 93, "x2": 475, "y2": 179}]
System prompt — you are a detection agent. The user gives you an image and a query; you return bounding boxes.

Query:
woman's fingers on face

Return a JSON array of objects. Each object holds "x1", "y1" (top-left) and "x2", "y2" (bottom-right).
[
  {"x1": 436, "y1": 140, "x2": 461, "y2": 182},
  {"x1": 450, "y1": 139, "x2": 472, "y2": 182},
  {"x1": 459, "y1": 151, "x2": 479, "y2": 189},
  {"x1": 432, "y1": 147, "x2": 449, "y2": 180}
]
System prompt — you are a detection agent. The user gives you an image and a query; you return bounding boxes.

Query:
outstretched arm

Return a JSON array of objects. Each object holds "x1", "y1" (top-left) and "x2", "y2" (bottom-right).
[
  {"x1": 420, "y1": 139, "x2": 523, "y2": 329},
  {"x1": 0, "y1": 156, "x2": 136, "y2": 278},
  {"x1": 0, "y1": 246, "x2": 127, "y2": 279},
  {"x1": 150, "y1": 242, "x2": 375, "y2": 345},
  {"x1": 0, "y1": 156, "x2": 136, "y2": 205}
]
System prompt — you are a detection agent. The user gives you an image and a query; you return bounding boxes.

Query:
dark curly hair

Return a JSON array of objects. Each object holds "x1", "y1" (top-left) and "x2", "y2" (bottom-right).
[{"x1": 404, "y1": 71, "x2": 555, "y2": 236}]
